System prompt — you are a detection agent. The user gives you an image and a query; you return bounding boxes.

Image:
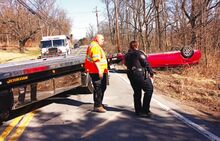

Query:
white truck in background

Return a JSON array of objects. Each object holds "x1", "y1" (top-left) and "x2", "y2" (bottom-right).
[{"x1": 40, "y1": 35, "x2": 71, "y2": 58}]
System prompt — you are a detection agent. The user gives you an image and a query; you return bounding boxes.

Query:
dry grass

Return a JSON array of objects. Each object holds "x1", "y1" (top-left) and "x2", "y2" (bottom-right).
[
  {"x1": 154, "y1": 59, "x2": 220, "y2": 118},
  {"x1": 113, "y1": 51, "x2": 220, "y2": 118},
  {"x1": 0, "y1": 47, "x2": 40, "y2": 64},
  {"x1": 182, "y1": 50, "x2": 220, "y2": 79}
]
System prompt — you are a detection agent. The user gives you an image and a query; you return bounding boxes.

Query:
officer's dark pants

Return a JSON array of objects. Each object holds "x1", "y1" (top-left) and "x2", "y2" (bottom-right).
[
  {"x1": 127, "y1": 70, "x2": 153, "y2": 114},
  {"x1": 90, "y1": 73, "x2": 107, "y2": 107}
]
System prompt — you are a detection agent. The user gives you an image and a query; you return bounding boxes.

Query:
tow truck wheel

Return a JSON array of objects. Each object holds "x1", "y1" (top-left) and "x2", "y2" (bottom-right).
[
  {"x1": 0, "y1": 111, "x2": 10, "y2": 123},
  {"x1": 81, "y1": 75, "x2": 94, "y2": 94},
  {"x1": 0, "y1": 89, "x2": 14, "y2": 122},
  {"x1": 78, "y1": 73, "x2": 94, "y2": 94},
  {"x1": 86, "y1": 77, "x2": 94, "y2": 93}
]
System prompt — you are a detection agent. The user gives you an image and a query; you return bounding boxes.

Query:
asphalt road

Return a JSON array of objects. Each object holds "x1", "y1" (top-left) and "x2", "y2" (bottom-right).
[{"x1": 0, "y1": 71, "x2": 219, "y2": 141}]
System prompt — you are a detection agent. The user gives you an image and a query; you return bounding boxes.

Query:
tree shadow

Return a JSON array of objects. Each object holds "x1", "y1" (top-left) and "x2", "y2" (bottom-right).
[
  {"x1": 17, "y1": 95, "x2": 211, "y2": 141},
  {"x1": 3, "y1": 90, "x2": 217, "y2": 141}
]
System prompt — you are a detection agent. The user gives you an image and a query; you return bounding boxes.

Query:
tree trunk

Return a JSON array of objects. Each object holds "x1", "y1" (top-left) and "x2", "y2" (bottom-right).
[
  {"x1": 154, "y1": 0, "x2": 162, "y2": 50},
  {"x1": 19, "y1": 40, "x2": 25, "y2": 53}
]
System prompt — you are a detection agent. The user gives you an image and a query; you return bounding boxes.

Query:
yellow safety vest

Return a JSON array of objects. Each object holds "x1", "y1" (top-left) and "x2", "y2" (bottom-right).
[{"x1": 84, "y1": 41, "x2": 108, "y2": 73}]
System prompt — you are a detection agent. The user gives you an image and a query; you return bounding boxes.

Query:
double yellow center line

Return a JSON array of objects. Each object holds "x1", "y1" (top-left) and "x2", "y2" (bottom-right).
[{"x1": 0, "y1": 111, "x2": 36, "y2": 141}]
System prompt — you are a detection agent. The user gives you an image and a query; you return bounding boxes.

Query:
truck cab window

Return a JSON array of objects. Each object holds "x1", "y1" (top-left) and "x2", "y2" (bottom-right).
[
  {"x1": 53, "y1": 39, "x2": 65, "y2": 47},
  {"x1": 41, "y1": 41, "x2": 52, "y2": 48}
]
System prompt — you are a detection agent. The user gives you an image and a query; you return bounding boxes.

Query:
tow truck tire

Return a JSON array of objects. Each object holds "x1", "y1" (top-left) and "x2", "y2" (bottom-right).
[
  {"x1": 78, "y1": 73, "x2": 94, "y2": 94},
  {"x1": 83, "y1": 77, "x2": 94, "y2": 94},
  {"x1": 0, "y1": 90, "x2": 14, "y2": 122},
  {"x1": 0, "y1": 111, "x2": 9, "y2": 123}
]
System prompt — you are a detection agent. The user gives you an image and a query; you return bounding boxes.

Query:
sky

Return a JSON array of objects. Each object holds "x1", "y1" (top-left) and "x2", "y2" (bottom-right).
[{"x1": 56, "y1": 0, "x2": 106, "y2": 40}]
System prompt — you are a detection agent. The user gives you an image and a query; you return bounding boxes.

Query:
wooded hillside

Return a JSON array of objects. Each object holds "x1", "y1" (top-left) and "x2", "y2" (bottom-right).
[
  {"x1": 0, "y1": 0, "x2": 219, "y2": 78},
  {"x1": 0, "y1": 0, "x2": 71, "y2": 52},
  {"x1": 98, "y1": 0, "x2": 219, "y2": 78}
]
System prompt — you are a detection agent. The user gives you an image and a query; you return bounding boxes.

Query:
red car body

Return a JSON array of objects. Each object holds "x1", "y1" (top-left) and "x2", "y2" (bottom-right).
[
  {"x1": 109, "y1": 49, "x2": 201, "y2": 68},
  {"x1": 147, "y1": 50, "x2": 201, "y2": 68}
]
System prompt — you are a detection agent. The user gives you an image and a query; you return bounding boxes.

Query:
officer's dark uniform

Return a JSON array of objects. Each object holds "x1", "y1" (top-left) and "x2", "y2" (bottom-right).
[{"x1": 125, "y1": 49, "x2": 154, "y2": 115}]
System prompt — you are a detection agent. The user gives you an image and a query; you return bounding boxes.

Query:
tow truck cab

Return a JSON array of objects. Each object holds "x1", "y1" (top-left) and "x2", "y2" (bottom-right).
[{"x1": 40, "y1": 35, "x2": 71, "y2": 58}]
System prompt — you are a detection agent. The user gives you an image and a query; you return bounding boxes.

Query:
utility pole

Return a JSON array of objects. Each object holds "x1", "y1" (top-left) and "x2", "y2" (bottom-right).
[
  {"x1": 114, "y1": 0, "x2": 121, "y2": 53},
  {"x1": 93, "y1": 6, "x2": 100, "y2": 32}
]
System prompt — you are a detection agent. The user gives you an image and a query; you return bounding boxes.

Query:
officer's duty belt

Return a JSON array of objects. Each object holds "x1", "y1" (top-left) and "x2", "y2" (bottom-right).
[{"x1": 130, "y1": 67, "x2": 143, "y2": 71}]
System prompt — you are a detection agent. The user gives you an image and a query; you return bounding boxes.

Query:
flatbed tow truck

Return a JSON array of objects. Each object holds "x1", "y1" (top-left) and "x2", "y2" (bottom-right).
[{"x1": 0, "y1": 46, "x2": 93, "y2": 122}]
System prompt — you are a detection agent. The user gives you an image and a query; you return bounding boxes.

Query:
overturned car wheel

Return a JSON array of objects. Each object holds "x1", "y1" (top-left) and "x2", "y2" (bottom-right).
[{"x1": 180, "y1": 46, "x2": 194, "y2": 58}]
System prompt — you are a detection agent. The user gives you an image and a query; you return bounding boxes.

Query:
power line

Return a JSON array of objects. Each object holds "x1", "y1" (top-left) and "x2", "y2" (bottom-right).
[
  {"x1": 26, "y1": 0, "x2": 49, "y2": 21},
  {"x1": 16, "y1": 0, "x2": 67, "y2": 36},
  {"x1": 17, "y1": 0, "x2": 45, "y2": 21}
]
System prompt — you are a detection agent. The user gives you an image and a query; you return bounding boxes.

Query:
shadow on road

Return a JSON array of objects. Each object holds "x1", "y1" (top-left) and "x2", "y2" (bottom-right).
[
  {"x1": 4, "y1": 89, "x2": 216, "y2": 141},
  {"x1": 16, "y1": 93, "x2": 209, "y2": 141}
]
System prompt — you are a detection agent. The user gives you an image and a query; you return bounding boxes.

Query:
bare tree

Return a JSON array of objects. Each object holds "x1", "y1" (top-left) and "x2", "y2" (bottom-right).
[
  {"x1": 0, "y1": 0, "x2": 72, "y2": 52},
  {"x1": 181, "y1": 0, "x2": 220, "y2": 47},
  {"x1": 86, "y1": 24, "x2": 95, "y2": 39},
  {"x1": 0, "y1": 0, "x2": 41, "y2": 52},
  {"x1": 103, "y1": 0, "x2": 115, "y2": 44},
  {"x1": 153, "y1": 0, "x2": 162, "y2": 50}
]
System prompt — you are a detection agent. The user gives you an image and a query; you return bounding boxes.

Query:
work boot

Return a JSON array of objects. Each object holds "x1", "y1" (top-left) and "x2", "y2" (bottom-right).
[
  {"x1": 102, "y1": 104, "x2": 108, "y2": 109},
  {"x1": 93, "y1": 106, "x2": 106, "y2": 113},
  {"x1": 142, "y1": 110, "x2": 153, "y2": 118}
]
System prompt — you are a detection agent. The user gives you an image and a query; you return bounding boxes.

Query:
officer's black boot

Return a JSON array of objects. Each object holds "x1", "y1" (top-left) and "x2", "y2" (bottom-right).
[
  {"x1": 133, "y1": 93, "x2": 142, "y2": 116},
  {"x1": 142, "y1": 92, "x2": 153, "y2": 116}
]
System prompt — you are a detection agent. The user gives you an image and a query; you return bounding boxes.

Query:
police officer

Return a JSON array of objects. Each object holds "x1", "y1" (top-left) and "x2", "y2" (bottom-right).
[{"x1": 125, "y1": 41, "x2": 154, "y2": 117}]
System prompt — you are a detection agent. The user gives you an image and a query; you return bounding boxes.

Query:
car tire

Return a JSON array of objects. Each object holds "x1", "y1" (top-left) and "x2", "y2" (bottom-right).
[{"x1": 180, "y1": 46, "x2": 194, "y2": 58}]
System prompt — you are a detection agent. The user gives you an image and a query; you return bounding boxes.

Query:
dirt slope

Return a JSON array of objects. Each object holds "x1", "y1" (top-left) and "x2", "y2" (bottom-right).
[{"x1": 154, "y1": 71, "x2": 220, "y2": 119}]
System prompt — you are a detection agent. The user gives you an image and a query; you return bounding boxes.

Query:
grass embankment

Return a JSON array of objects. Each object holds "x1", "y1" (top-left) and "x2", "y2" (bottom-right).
[
  {"x1": 115, "y1": 59, "x2": 220, "y2": 119},
  {"x1": 154, "y1": 69, "x2": 220, "y2": 116},
  {"x1": 0, "y1": 47, "x2": 40, "y2": 63},
  {"x1": 153, "y1": 52, "x2": 220, "y2": 118}
]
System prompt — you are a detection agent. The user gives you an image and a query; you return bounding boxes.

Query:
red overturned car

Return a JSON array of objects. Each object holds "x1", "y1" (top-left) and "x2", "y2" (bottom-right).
[{"x1": 108, "y1": 47, "x2": 201, "y2": 68}]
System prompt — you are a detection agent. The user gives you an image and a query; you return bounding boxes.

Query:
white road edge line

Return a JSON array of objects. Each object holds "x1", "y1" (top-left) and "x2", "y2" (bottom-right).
[
  {"x1": 114, "y1": 72, "x2": 220, "y2": 141},
  {"x1": 153, "y1": 98, "x2": 220, "y2": 141}
]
